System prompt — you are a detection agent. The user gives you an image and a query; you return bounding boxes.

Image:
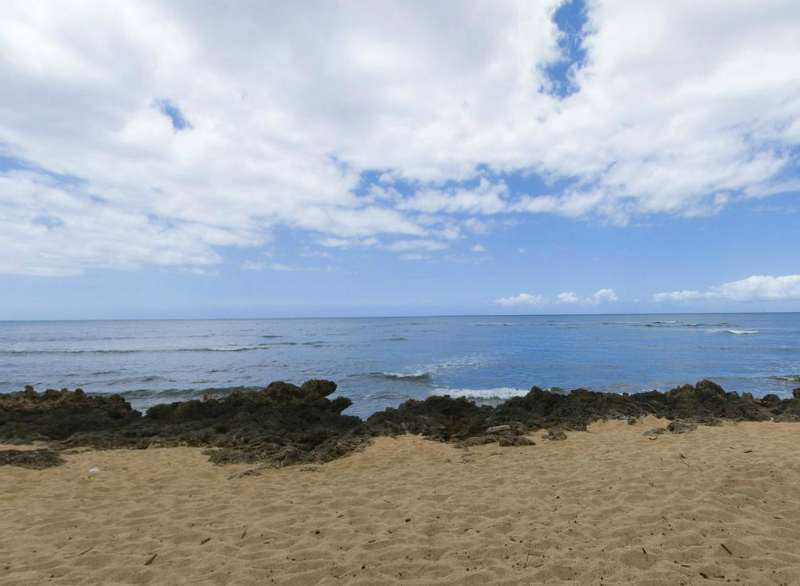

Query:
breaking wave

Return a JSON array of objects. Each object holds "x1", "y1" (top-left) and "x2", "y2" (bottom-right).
[
  {"x1": 430, "y1": 387, "x2": 530, "y2": 401},
  {"x1": 377, "y1": 372, "x2": 432, "y2": 382},
  {"x1": 768, "y1": 374, "x2": 800, "y2": 383}
]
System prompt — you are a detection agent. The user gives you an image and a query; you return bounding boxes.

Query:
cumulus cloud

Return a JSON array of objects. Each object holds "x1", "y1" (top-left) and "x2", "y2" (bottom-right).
[
  {"x1": 555, "y1": 289, "x2": 616, "y2": 305},
  {"x1": 2, "y1": 0, "x2": 800, "y2": 274},
  {"x1": 557, "y1": 291, "x2": 579, "y2": 304},
  {"x1": 590, "y1": 288, "x2": 618, "y2": 304},
  {"x1": 471, "y1": 244, "x2": 486, "y2": 252},
  {"x1": 495, "y1": 293, "x2": 547, "y2": 307},
  {"x1": 654, "y1": 275, "x2": 800, "y2": 302}
]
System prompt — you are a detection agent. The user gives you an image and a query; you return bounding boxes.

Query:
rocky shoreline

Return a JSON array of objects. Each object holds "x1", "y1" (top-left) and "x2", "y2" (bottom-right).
[{"x1": 2, "y1": 379, "x2": 800, "y2": 469}]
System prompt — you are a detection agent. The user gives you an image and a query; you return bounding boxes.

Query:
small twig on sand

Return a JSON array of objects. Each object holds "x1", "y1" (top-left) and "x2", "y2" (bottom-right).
[
  {"x1": 523, "y1": 546, "x2": 531, "y2": 568},
  {"x1": 642, "y1": 547, "x2": 647, "y2": 556},
  {"x1": 720, "y1": 543, "x2": 733, "y2": 556},
  {"x1": 241, "y1": 528, "x2": 247, "y2": 539},
  {"x1": 679, "y1": 453, "x2": 689, "y2": 467},
  {"x1": 78, "y1": 546, "x2": 93, "y2": 556},
  {"x1": 200, "y1": 537, "x2": 211, "y2": 545},
  {"x1": 144, "y1": 553, "x2": 158, "y2": 566}
]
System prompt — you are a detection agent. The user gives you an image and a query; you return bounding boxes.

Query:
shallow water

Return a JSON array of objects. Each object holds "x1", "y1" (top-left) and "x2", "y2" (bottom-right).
[{"x1": 1, "y1": 313, "x2": 799, "y2": 417}]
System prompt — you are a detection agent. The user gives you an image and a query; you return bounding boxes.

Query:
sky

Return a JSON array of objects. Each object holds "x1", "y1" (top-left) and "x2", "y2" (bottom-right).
[{"x1": 1, "y1": 0, "x2": 799, "y2": 319}]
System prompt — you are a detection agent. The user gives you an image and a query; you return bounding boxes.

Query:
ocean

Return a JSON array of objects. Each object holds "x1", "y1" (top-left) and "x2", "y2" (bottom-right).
[{"x1": 1, "y1": 313, "x2": 799, "y2": 418}]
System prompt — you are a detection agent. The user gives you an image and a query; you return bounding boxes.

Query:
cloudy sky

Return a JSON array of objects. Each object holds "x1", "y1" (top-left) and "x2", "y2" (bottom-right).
[{"x1": 1, "y1": 0, "x2": 799, "y2": 319}]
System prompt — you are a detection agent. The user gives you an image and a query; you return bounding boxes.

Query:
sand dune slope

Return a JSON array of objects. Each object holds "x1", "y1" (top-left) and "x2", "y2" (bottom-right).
[{"x1": 2, "y1": 417, "x2": 800, "y2": 585}]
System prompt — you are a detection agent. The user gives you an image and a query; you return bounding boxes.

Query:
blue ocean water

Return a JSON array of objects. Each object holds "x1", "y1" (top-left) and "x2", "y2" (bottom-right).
[{"x1": 1, "y1": 314, "x2": 799, "y2": 418}]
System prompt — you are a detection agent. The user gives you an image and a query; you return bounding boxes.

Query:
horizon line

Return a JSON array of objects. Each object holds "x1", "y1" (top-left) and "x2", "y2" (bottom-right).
[{"x1": 2, "y1": 310, "x2": 799, "y2": 323}]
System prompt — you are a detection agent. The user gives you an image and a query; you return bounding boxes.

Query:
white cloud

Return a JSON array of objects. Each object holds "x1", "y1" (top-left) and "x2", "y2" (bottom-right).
[
  {"x1": 384, "y1": 239, "x2": 448, "y2": 252},
  {"x1": 397, "y1": 179, "x2": 510, "y2": 215},
  {"x1": 556, "y1": 289, "x2": 616, "y2": 305},
  {"x1": 557, "y1": 291, "x2": 579, "y2": 304},
  {"x1": 267, "y1": 263, "x2": 334, "y2": 273},
  {"x1": 2, "y1": 1, "x2": 800, "y2": 274},
  {"x1": 655, "y1": 274, "x2": 800, "y2": 302},
  {"x1": 495, "y1": 293, "x2": 546, "y2": 307},
  {"x1": 471, "y1": 243, "x2": 486, "y2": 252},
  {"x1": 241, "y1": 260, "x2": 267, "y2": 271},
  {"x1": 318, "y1": 237, "x2": 380, "y2": 249},
  {"x1": 590, "y1": 288, "x2": 618, "y2": 304}
]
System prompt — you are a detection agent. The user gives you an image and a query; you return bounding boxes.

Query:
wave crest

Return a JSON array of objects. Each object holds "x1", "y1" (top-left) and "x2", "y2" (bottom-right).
[{"x1": 430, "y1": 387, "x2": 529, "y2": 400}]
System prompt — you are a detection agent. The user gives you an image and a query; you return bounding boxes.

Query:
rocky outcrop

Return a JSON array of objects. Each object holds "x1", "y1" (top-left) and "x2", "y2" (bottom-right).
[
  {"x1": 2, "y1": 379, "x2": 800, "y2": 469},
  {"x1": 0, "y1": 386, "x2": 140, "y2": 443},
  {"x1": 366, "y1": 379, "x2": 791, "y2": 444},
  {"x1": 1, "y1": 381, "x2": 368, "y2": 468}
]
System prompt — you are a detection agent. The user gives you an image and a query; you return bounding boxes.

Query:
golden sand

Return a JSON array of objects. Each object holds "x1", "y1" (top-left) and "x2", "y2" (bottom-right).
[{"x1": 2, "y1": 417, "x2": 799, "y2": 585}]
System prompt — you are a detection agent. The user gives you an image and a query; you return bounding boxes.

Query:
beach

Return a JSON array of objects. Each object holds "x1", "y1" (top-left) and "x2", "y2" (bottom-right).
[{"x1": 3, "y1": 417, "x2": 800, "y2": 586}]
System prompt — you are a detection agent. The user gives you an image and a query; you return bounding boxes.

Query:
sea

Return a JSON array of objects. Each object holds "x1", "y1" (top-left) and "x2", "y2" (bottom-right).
[{"x1": 1, "y1": 313, "x2": 799, "y2": 418}]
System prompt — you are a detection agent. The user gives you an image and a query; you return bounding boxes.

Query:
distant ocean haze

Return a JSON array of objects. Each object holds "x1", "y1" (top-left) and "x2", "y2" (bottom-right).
[{"x1": 1, "y1": 314, "x2": 799, "y2": 418}]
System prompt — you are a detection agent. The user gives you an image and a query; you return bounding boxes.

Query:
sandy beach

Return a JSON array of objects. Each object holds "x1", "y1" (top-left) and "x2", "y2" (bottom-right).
[{"x1": 2, "y1": 416, "x2": 799, "y2": 586}]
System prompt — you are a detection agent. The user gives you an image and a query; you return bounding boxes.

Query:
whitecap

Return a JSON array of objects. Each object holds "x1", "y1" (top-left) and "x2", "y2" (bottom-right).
[
  {"x1": 430, "y1": 387, "x2": 529, "y2": 400},
  {"x1": 723, "y1": 329, "x2": 758, "y2": 335}
]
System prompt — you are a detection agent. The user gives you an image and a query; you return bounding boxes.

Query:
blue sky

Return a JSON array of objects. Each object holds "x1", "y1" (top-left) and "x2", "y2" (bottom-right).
[{"x1": 1, "y1": 0, "x2": 800, "y2": 319}]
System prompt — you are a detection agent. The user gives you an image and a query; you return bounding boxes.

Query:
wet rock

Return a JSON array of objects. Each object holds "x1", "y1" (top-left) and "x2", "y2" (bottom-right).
[
  {"x1": 0, "y1": 449, "x2": 65, "y2": 469},
  {"x1": 666, "y1": 420, "x2": 697, "y2": 434},
  {"x1": 793, "y1": 388, "x2": 800, "y2": 399},
  {"x1": 627, "y1": 417, "x2": 639, "y2": 425}
]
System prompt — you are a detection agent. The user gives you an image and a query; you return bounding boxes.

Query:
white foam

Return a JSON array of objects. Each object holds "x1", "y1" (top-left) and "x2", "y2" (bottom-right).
[
  {"x1": 724, "y1": 329, "x2": 758, "y2": 335},
  {"x1": 430, "y1": 387, "x2": 529, "y2": 400},
  {"x1": 381, "y1": 371, "x2": 432, "y2": 381}
]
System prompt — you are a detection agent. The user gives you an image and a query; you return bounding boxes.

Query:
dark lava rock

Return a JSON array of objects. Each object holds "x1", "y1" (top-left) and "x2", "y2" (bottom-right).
[
  {"x1": 366, "y1": 395, "x2": 493, "y2": 441},
  {"x1": 365, "y1": 379, "x2": 788, "y2": 444},
  {"x1": 5, "y1": 379, "x2": 800, "y2": 468},
  {"x1": 0, "y1": 386, "x2": 140, "y2": 442},
  {"x1": 3, "y1": 381, "x2": 369, "y2": 468},
  {"x1": 0, "y1": 449, "x2": 65, "y2": 469}
]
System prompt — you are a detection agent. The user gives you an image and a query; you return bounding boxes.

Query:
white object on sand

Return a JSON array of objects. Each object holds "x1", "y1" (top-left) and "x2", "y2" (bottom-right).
[{"x1": 88, "y1": 467, "x2": 100, "y2": 473}]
